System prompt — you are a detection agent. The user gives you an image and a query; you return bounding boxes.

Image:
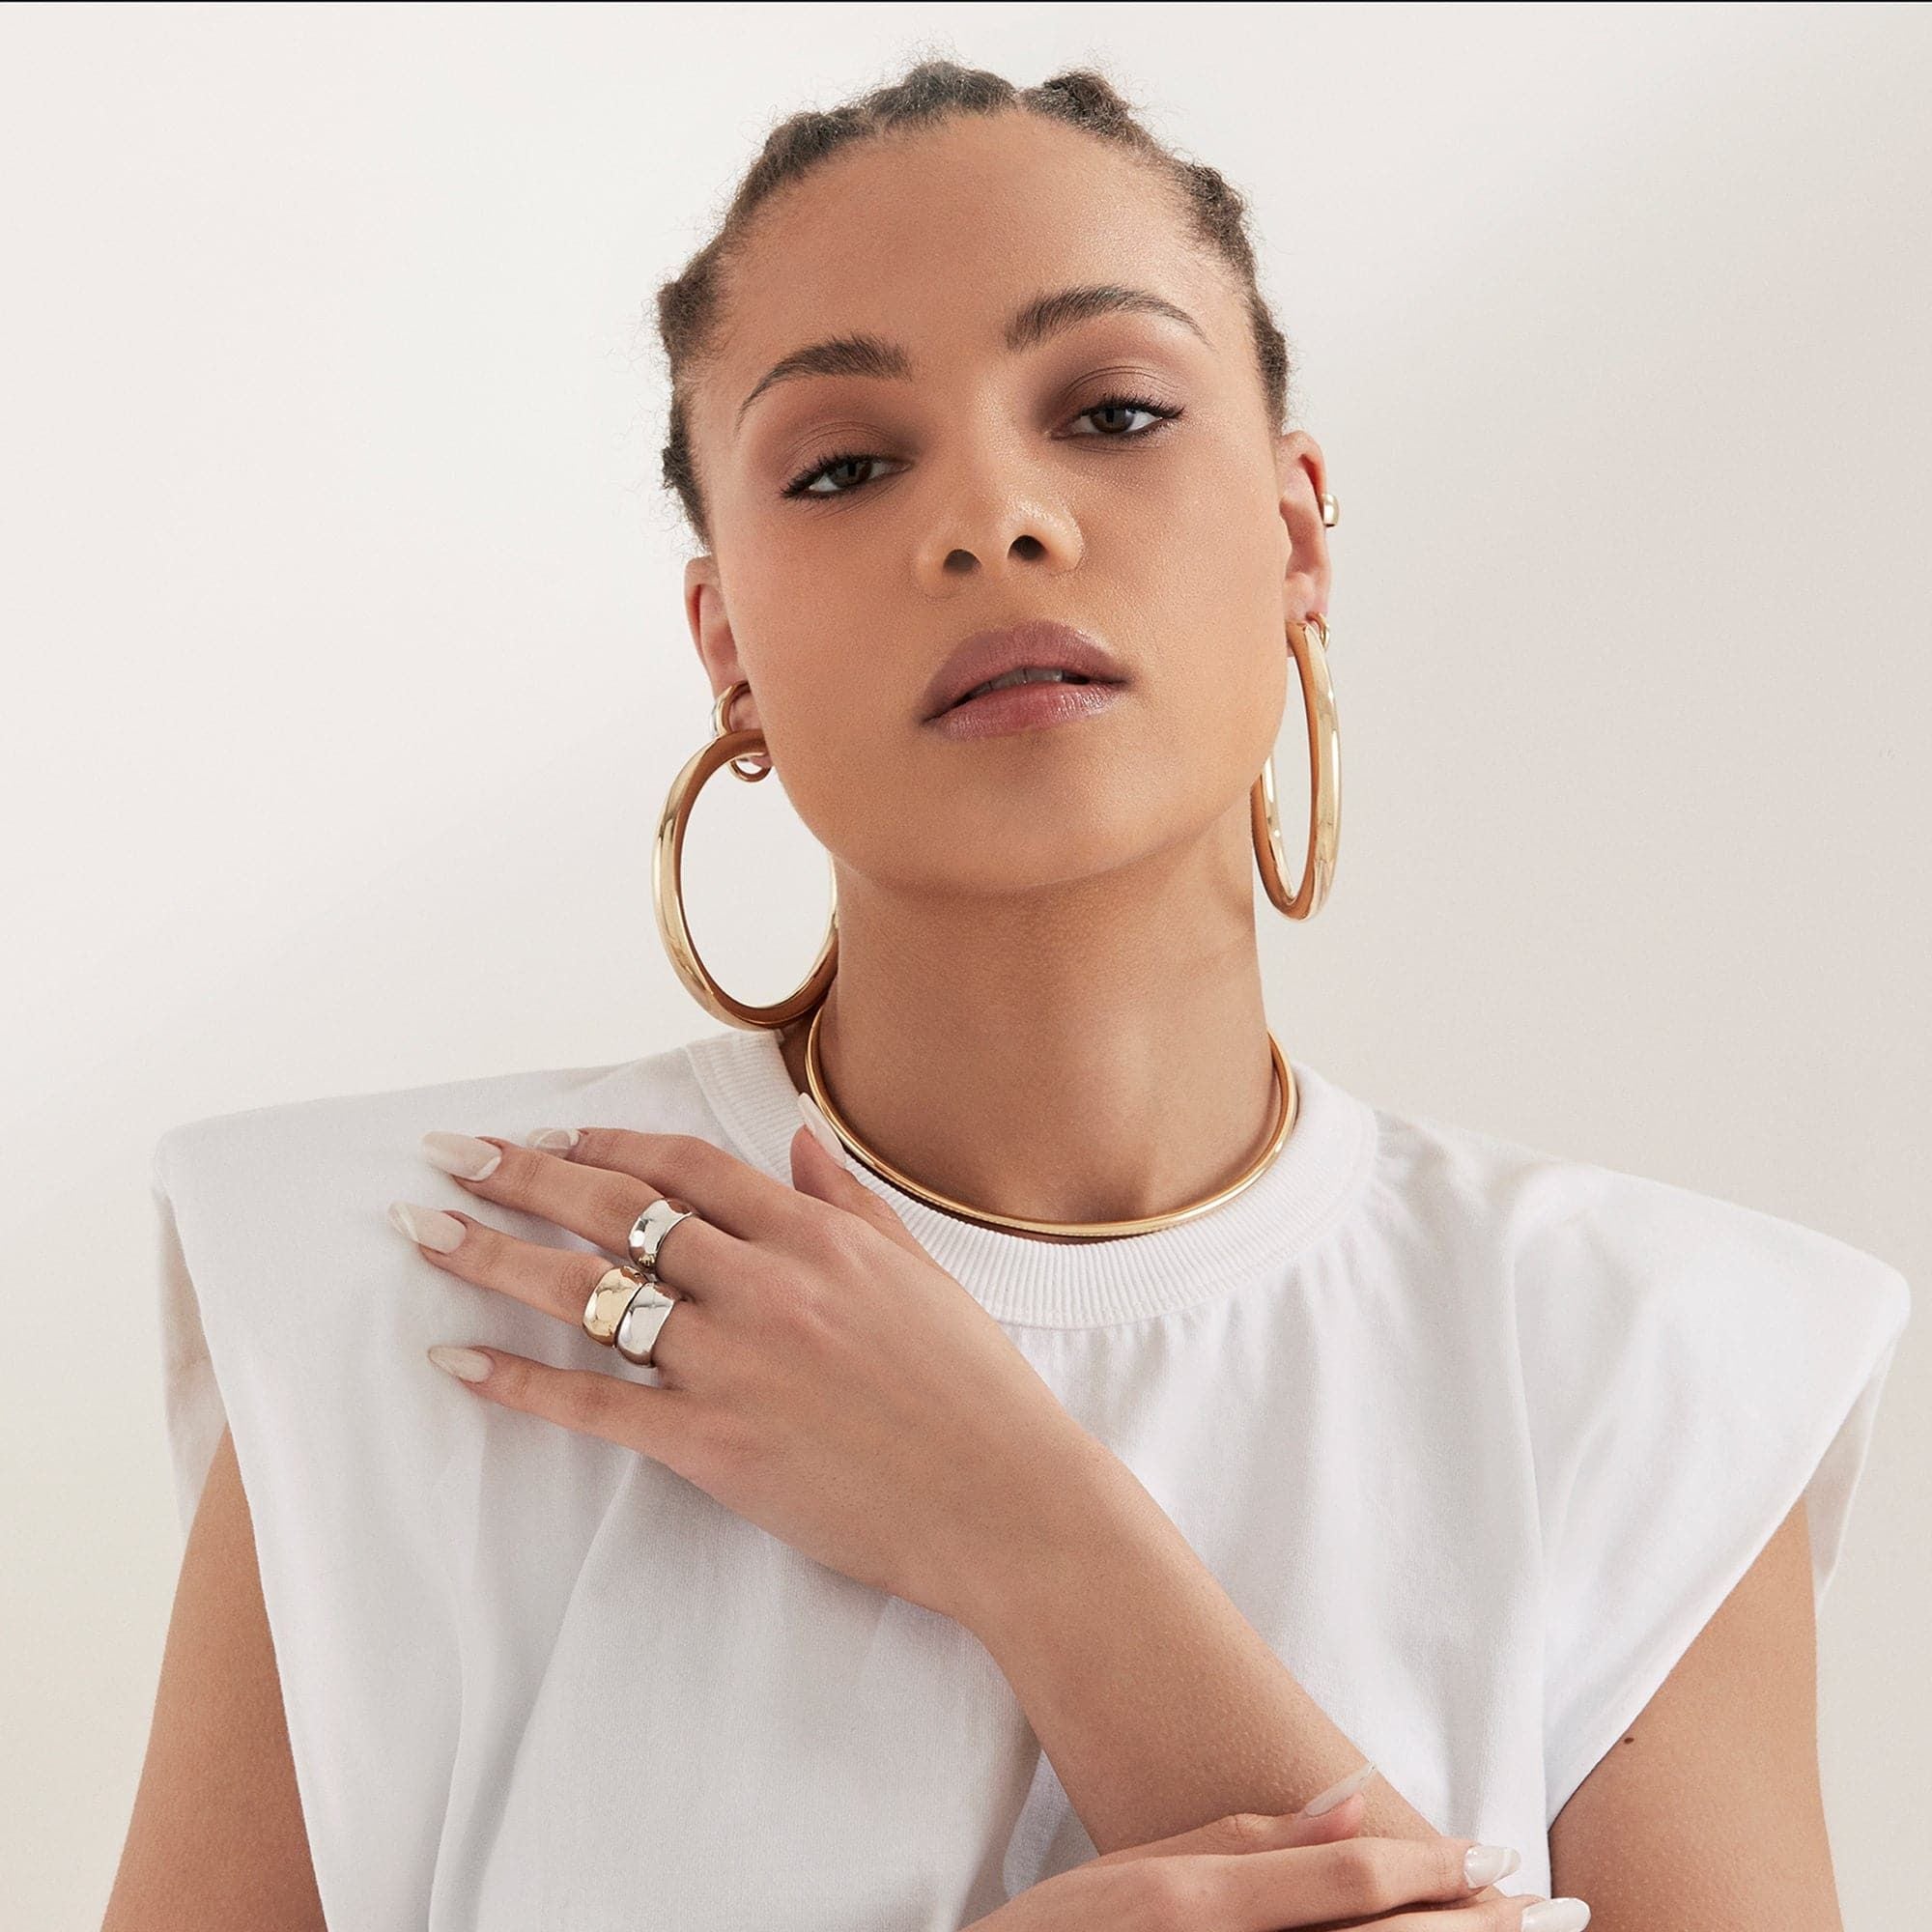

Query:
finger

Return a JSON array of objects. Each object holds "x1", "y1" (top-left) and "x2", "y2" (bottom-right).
[
  {"x1": 1206, "y1": 1832, "x2": 1525, "y2": 1929},
  {"x1": 416, "y1": 1125, "x2": 779, "y2": 1307},
  {"x1": 1097, "y1": 1792, "x2": 1367, "y2": 1867},
  {"x1": 423, "y1": 1341, "x2": 699, "y2": 1470},
  {"x1": 786, "y1": 1119, "x2": 929, "y2": 1260},
  {"x1": 1350, "y1": 1897, "x2": 1558, "y2": 1931},
  {"x1": 389, "y1": 1196, "x2": 749, "y2": 1328},
  {"x1": 516, "y1": 1126, "x2": 814, "y2": 1245},
  {"x1": 417, "y1": 1131, "x2": 648, "y2": 1258}
]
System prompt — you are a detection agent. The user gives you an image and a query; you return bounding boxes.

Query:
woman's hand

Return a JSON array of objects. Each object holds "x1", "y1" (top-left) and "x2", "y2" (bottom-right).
[
  {"x1": 392, "y1": 1118, "x2": 1112, "y2": 1618},
  {"x1": 966, "y1": 1792, "x2": 1569, "y2": 1931}
]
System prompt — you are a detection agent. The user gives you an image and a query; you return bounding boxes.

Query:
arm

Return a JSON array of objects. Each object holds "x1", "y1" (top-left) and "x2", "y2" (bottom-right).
[
  {"x1": 951, "y1": 1436, "x2": 1457, "y2": 1858},
  {"x1": 1548, "y1": 1493, "x2": 1842, "y2": 1931},
  {"x1": 102, "y1": 1424, "x2": 327, "y2": 1931}
]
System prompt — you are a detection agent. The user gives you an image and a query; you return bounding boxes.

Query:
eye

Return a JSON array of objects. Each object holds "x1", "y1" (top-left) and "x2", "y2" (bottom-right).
[
  {"x1": 778, "y1": 391, "x2": 1185, "y2": 501},
  {"x1": 1064, "y1": 392, "x2": 1185, "y2": 440},
  {"x1": 781, "y1": 450, "x2": 900, "y2": 500}
]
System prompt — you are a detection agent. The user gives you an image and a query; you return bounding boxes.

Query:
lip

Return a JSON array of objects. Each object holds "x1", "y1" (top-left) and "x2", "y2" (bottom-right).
[
  {"x1": 927, "y1": 677, "x2": 1127, "y2": 741},
  {"x1": 920, "y1": 618, "x2": 1130, "y2": 724}
]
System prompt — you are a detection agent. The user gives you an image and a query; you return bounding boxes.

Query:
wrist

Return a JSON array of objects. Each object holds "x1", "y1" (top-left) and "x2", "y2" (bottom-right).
[{"x1": 941, "y1": 1426, "x2": 1180, "y2": 1646}]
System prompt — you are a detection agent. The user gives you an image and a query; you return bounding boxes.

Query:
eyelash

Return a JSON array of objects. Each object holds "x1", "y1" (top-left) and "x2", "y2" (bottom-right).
[{"x1": 779, "y1": 391, "x2": 1185, "y2": 501}]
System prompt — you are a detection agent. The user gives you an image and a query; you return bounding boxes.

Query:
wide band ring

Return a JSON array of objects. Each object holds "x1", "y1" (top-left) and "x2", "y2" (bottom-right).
[
  {"x1": 582, "y1": 1263, "x2": 650, "y2": 1346},
  {"x1": 581, "y1": 1263, "x2": 680, "y2": 1368},
  {"x1": 613, "y1": 1281, "x2": 677, "y2": 1367},
  {"x1": 627, "y1": 1196, "x2": 698, "y2": 1284}
]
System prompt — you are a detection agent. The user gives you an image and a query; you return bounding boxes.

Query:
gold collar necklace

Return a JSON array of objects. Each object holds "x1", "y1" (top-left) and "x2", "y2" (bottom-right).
[{"x1": 799, "y1": 1001, "x2": 1298, "y2": 1243}]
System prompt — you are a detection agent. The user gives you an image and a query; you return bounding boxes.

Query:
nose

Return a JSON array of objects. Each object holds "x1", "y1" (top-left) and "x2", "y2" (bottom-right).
[{"x1": 913, "y1": 480, "x2": 1084, "y2": 591}]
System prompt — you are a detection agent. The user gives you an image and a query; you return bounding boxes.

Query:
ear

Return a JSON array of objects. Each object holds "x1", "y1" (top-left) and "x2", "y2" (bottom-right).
[
  {"x1": 1272, "y1": 429, "x2": 1333, "y2": 625},
  {"x1": 683, "y1": 553, "x2": 766, "y2": 749}
]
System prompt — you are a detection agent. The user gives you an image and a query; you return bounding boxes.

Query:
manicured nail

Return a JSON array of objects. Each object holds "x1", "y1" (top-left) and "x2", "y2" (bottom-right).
[
  {"x1": 1299, "y1": 1760, "x2": 1378, "y2": 1815},
  {"x1": 526, "y1": 1126, "x2": 582, "y2": 1151},
  {"x1": 1463, "y1": 1844, "x2": 1521, "y2": 1888},
  {"x1": 427, "y1": 1344, "x2": 493, "y2": 1383},
  {"x1": 1520, "y1": 1901, "x2": 1591, "y2": 1931},
  {"x1": 387, "y1": 1201, "x2": 466, "y2": 1253},
  {"x1": 421, "y1": 1130, "x2": 502, "y2": 1179},
  {"x1": 796, "y1": 1092, "x2": 847, "y2": 1168}
]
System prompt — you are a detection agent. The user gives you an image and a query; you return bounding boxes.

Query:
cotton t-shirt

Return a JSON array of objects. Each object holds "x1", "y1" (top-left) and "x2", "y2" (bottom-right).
[{"x1": 148, "y1": 1023, "x2": 1911, "y2": 1929}]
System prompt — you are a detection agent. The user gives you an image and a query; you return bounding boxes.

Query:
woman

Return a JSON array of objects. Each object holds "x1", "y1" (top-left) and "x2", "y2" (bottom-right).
[{"x1": 110, "y1": 57, "x2": 1908, "y2": 1932}]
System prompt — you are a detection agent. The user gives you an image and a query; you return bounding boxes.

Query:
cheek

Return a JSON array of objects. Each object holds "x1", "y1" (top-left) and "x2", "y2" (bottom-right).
[
  {"x1": 1112, "y1": 451, "x2": 1293, "y2": 775},
  {"x1": 743, "y1": 633, "x2": 915, "y2": 858}
]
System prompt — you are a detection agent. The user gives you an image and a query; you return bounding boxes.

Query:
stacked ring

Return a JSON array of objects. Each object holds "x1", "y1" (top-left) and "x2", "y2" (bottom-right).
[
  {"x1": 579, "y1": 1195, "x2": 700, "y2": 1369},
  {"x1": 614, "y1": 1280, "x2": 677, "y2": 1367},
  {"x1": 582, "y1": 1264, "x2": 648, "y2": 1345},
  {"x1": 628, "y1": 1196, "x2": 697, "y2": 1277}
]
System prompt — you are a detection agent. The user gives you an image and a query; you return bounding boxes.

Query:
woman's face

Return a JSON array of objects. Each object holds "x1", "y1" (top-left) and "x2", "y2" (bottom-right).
[{"x1": 681, "y1": 109, "x2": 1331, "y2": 899}]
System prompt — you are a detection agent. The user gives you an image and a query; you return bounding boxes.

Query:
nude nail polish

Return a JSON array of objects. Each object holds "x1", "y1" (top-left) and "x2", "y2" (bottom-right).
[
  {"x1": 797, "y1": 1092, "x2": 847, "y2": 1168},
  {"x1": 388, "y1": 1200, "x2": 466, "y2": 1253},
  {"x1": 1520, "y1": 1899, "x2": 1591, "y2": 1931},
  {"x1": 1299, "y1": 1760, "x2": 1378, "y2": 1814},
  {"x1": 421, "y1": 1130, "x2": 502, "y2": 1179},
  {"x1": 427, "y1": 1344, "x2": 492, "y2": 1383},
  {"x1": 1463, "y1": 1843, "x2": 1521, "y2": 1887}
]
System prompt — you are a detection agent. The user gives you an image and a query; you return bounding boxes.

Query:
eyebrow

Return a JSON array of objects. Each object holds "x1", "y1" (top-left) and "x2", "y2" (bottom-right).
[{"x1": 732, "y1": 283, "x2": 1209, "y2": 433}]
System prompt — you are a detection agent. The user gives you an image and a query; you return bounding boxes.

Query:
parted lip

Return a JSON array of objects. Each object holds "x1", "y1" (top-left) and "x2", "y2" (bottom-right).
[{"x1": 920, "y1": 618, "x2": 1129, "y2": 723}]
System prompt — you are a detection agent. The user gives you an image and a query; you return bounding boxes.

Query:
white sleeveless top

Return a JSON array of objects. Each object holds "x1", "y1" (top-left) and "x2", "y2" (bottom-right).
[{"x1": 149, "y1": 1024, "x2": 1910, "y2": 1928}]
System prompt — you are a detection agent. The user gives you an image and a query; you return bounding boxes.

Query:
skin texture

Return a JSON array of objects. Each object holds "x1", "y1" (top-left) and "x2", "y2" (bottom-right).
[
  {"x1": 679, "y1": 108, "x2": 1326, "y2": 1231},
  {"x1": 102, "y1": 1426, "x2": 327, "y2": 1932},
  {"x1": 1547, "y1": 1493, "x2": 1841, "y2": 1928}
]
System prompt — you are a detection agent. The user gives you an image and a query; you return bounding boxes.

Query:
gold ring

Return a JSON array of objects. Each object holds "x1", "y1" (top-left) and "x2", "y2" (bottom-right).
[{"x1": 582, "y1": 1263, "x2": 647, "y2": 1346}]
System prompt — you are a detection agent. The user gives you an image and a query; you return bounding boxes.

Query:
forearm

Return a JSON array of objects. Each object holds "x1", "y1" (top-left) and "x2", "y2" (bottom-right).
[{"x1": 953, "y1": 1437, "x2": 1448, "y2": 1858}]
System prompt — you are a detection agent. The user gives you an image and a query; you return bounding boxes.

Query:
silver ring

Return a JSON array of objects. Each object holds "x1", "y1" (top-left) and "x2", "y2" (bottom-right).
[
  {"x1": 627, "y1": 1195, "x2": 698, "y2": 1284},
  {"x1": 614, "y1": 1279, "x2": 678, "y2": 1366}
]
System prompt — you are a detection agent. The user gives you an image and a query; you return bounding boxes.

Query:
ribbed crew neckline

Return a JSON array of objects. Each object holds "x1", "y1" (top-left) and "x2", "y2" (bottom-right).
[{"x1": 680, "y1": 1023, "x2": 1378, "y2": 1329}]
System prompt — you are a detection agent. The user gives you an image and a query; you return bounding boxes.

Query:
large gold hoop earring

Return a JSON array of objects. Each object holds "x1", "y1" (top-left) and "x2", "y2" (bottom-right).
[
  {"x1": 1251, "y1": 613, "x2": 1341, "y2": 920},
  {"x1": 653, "y1": 678, "x2": 838, "y2": 1029}
]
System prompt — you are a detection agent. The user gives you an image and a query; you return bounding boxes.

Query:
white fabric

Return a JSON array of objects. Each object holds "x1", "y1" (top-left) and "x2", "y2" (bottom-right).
[{"x1": 149, "y1": 1024, "x2": 1911, "y2": 1928}]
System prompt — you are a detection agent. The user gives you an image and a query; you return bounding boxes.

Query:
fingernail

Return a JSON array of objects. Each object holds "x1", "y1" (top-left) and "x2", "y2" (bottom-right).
[
  {"x1": 421, "y1": 1130, "x2": 502, "y2": 1179},
  {"x1": 796, "y1": 1092, "x2": 847, "y2": 1168},
  {"x1": 1299, "y1": 1760, "x2": 1378, "y2": 1815},
  {"x1": 1521, "y1": 1901, "x2": 1590, "y2": 1931},
  {"x1": 1463, "y1": 1844, "x2": 1521, "y2": 1888},
  {"x1": 427, "y1": 1344, "x2": 493, "y2": 1383},
  {"x1": 388, "y1": 1200, "x2": 466, "y2": 1253},
  {"x1": 525, "y1": 1127, "x2": 582, "y2": 1151}
]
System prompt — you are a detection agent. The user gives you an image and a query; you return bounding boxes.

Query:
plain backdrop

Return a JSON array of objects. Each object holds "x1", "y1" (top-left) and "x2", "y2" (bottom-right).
[{"x1": 3, "y1": 3, "x2": 1926, "y2": 1924}]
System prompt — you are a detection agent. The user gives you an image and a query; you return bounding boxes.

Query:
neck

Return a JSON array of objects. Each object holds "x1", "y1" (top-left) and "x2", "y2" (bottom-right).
[{"x1": 774, "y1": 803, "x2": 1281, "y2": 1242}]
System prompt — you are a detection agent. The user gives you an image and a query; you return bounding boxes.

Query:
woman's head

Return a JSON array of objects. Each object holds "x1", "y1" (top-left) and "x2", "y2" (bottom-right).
[{"x1": 653, "y1": 58, "x2": 1331, "y2": 908}]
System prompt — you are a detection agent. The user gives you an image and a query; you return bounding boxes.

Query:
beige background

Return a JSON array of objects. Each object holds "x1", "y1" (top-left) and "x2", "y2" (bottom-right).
[{"x1": 3, "y1": 3, "x2": 1925, "y2": 1924}]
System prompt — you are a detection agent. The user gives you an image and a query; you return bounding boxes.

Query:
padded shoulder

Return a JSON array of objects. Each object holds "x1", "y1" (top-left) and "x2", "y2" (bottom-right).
[
  {"x1": 1430, "y1": 1122, "x2": 1912, "y2": 1825},
  {"x1": 143, "y1": 1037, "x2": 724, "y2": 1923}
]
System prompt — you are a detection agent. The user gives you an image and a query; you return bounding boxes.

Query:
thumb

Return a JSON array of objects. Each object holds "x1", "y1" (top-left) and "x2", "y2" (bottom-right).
[
  {"x1": 788, "y1": 1098, "x2": 928, "y2": 1258},
  {"x1": 1092, "y1": 1790, "x2": 1366, "y2": 1869}
]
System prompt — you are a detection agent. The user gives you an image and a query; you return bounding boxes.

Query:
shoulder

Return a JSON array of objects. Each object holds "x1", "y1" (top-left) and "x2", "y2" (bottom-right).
[
  {"x1": 1362, "y1": 1095, "x2": 1909, "y2": 1342},
  {"x1": 151, "y1": 1035, "x2": 721, "y2": 1204}
]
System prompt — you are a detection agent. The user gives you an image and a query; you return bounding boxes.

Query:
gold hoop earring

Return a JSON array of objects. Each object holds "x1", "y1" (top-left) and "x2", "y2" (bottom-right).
[
  {"x1": 1251, "y1": 613, "x2": 1341, "y2": 920},
  {"x1": 653, "y1": 677, "x2": 838, "y2": 1029},
  {"x1": 711, "y1": 678, "x2": 773, "y2": 782}
]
